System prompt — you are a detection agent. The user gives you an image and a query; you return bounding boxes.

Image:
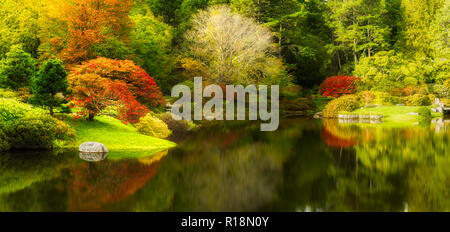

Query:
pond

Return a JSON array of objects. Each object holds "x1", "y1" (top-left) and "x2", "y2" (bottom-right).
[{"x1": 0, "y1": 118, "x2": 449, "y2": 212}]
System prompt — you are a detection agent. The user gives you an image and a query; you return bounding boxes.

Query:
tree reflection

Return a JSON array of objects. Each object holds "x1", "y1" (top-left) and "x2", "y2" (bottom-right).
[{"x1": 67, "y1": 154, "x2": 164, "y2": 211}]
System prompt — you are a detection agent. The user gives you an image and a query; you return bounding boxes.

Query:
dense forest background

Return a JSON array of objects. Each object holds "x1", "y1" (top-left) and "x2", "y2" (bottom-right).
[{"x1": 0, "y1": 0, "x2": 448, "y2": 93}]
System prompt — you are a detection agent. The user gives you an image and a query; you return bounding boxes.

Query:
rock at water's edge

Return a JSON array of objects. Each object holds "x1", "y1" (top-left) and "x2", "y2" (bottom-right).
[{"x1": 79, "y1": 142, "x2": 109, "y2": 153}]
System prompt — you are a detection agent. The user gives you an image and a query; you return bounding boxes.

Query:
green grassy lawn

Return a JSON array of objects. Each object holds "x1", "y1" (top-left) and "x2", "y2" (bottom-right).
[
  {"x1": 351, "y1": 106, "x2": 443, "y2": 127},
  {"x1": 64, "y1": 115, "x2": 176, "y2": 159}
]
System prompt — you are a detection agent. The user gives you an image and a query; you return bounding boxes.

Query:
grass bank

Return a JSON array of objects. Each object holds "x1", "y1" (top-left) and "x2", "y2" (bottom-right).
[
  {"x1": 351, "y1": 106, "x2": 442, "y2": 126},
  {"x1": 64, "y1": 115, "x2": 176, "y2": 159}
]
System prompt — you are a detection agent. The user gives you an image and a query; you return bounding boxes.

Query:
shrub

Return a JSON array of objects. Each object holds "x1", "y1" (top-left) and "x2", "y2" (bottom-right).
[
  {"x1": 323, "y1": 95, "x2": 360, "y2": 118},
  {"x1": 383, "y1": 95, "x2": 403, "y2": 106},
  {"x1": 54, "y1": 120, "x2": 77, "y2": 141},
  {"x1": 405, "y1": 94, "x2": 432, "y2": 106},
  {"x1": 135, "y1": 113, "x2": 172, "y2": 139},
  {"x1": 319, "y1": 76, "x2": 360, "y2": 98},
  {"x1": 417, "y1": 107, "x2": 432, "y2": 122},
  {"x1": 359, "y1": 91, "x2": 376, "y2": 105},
  {"x1": 0, "y1": 88, "x2": 18, "y2": 99},
  {"x1": 16, "y1": 88, "x2": 32, "y2": 103},
  {"x1": 428, "y1": 94, "x2": 437, "y2": 104},
  {"x1": 432, "y1": 84, "x2": 449, "y2": 98},
  {"x1": 280, "y1": 98, "x2": 314, "y2": 112},
  {"x1": 0, "y1": 99, "x2": 75, "y2": 151},
  {"x1": 372, "y1": 91, "x2": 403, "y2": 106},
  {"x1": 403, "y1": 77, "x2": 418, "y2": 86},
  {"x1": 281, "y1": 85, "x2": 303, "y2": 100},
  {"x1": 444, "y1": 79, "x2": 450, "y2": 89},
  {"x1": 440, "y1": 98, "x2": 450, "y2": 106},
  {"x1": 0, "y1": 129, "x2": 10, "y2": 152},
  {"x1": 399, "y1": 86, "x2": 427, "y2": 96},
  {"x1": 157, "y1": 112, "x2": 195, "y2": 137}
]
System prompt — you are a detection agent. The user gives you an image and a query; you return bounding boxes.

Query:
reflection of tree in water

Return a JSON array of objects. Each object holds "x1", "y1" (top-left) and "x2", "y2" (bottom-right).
[
  {"x1": 0, "y1": 151, "x2": 76, "y2": 195},
  {"x1": 0, "y1": 151, "x2": 78, "y2": 211},
  {"x1": 321, "y1": 120, "x2": 360, "y2": 148},
  {"x1": 407, "y1": 155, "x2": 450, "y2": 211},
  {"x1": 131, "y1": 120, "x2": 303, "y2": 211},
  {"x1": 326, "y1": 123, "x2": 450, "y2": 211},
  {"x1": 67, "y1": 152, "x2": 165, "y2": 211},
  {"x1": 1, "y1": 119, "x2": 448, "y2": 212}
]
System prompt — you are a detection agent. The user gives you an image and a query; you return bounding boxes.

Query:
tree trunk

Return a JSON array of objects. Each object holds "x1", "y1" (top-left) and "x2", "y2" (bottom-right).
[
  {"x1": 337, "y1": 50, "x2": 342, "y2": 71},
  {"x1": 50, "y1": 107, "x2": 54, "y2": 116},
  {"x1": 353, "y1": 39, "x2": 358, "y2": 64},
  {"x1": 88, "y1": 112, "x2": 95, "y2": 121}
]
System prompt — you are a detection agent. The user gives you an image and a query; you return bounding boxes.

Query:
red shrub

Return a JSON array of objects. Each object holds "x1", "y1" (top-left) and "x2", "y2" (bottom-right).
[{"x1": 319, "y1": 76, "x2": 361, "y2": 98}]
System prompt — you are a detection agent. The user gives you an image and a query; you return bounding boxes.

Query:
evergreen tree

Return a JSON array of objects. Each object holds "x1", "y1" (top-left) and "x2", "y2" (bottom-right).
[
  {"x1": 0, "y1": 45, "x2": 36, "y2": 90},
  {"x1": 31, "y1": 58, "x2": 68, "y2": 115}
]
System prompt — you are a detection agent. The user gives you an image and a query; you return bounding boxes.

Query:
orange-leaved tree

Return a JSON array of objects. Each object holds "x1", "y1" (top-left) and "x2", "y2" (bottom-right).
[
  {"x1": 55, "y1": 0, "x2": 133, "y2": 64},
  {"x1": 68, "y1": 57, "x2": 164, "y2": 123}
]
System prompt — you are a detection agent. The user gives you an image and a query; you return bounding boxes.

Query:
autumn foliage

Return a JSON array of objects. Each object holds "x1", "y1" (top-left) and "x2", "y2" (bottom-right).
[
  {"x1": 68, "y1": 160, "x2": 161, "y2": 211},
  {"x1": 57, "y1": 0, "x2": 133, "y2": 64},
  {"x1": 68, "y1": 57, "x2": 164, "y2": 123},
  {"x1": 319, "y1": 76, "x2": 361, "y2": 98}
]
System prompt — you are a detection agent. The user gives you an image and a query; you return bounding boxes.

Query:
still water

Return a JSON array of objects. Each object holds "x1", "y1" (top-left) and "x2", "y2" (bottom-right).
[{"x1": 0, "y1": 118, "x2": 448, "y2": 212}]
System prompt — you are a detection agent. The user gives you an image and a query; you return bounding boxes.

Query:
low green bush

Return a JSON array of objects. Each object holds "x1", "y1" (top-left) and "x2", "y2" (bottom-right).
[
  {"x1": 372, "y1": 91, "x2": 403, "y2": 105},
  {"x1": 440, "y1": 98, "x2": 450, "y2": 106},
  {"x1": 358, "y1": 91, "x2": 376, "y2": 105},
  {"x1": 157, "y1": 112, "x2": 195, "y2": 137},
  {"x1": 383, "y1": 95, "x2": 403, "y2": 105},
  {"x1": 403, "y1": 77, "x2": 418, "y2": 86},
  {"x1": 417, "y1": 107, "x2": 431, "y2": 118},
  {"x1": 432, "y1": 84, "x2": 449, "y2": 98},
  {"x1": 428, "y1": 94, "x2": 437, "y2": 104},
  {"x1": 281, "y1": 98, "x2": 314, "y2": 112},
  {"x1": 444, "y1": 79, "x2": 450, "y2": 89},
  {"x1": 405, "y1": 94, "x2": 432, "y2": 106},
  {"x1": 323, "y1": 95, "x2": 360, "y2": 118},
  {"x1": 135, "y1": 113, "x2": 172, "y2": 139},
  {"x1": 280, "y1": 85, "x2": 303, "y2": 100},
  {"x1": 0, "y1": 98, "x2": 75, "y2": 151},
  {"x1": 0, "y1": 88, "x2": 18, "y2": 100}
]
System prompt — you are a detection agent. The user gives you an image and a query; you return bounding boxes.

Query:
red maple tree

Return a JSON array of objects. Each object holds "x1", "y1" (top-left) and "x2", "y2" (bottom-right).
[
  {"x1": 319, "y1": 76, "x2": 361, "y2": 98},
  {"x1": 68, "y1": 57, "x2": 164, "y2": 123}
]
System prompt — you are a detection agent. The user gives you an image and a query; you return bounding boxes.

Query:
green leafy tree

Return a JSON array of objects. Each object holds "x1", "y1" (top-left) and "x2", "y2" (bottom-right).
[
  {"x1": 265, "y1": 0, "x2": 333, "y2": 86},
  {"x1": 130, "y1": 12, "x2": 176, "y2": 94},
  {"x1": 31, "y1": 58, "x2": 68, "y2": 115},
  {"x1": 0, "y1": 0, "x2": 42, "y2": 59},
  {"x1": 400, "y1": 0, "x2": 444, "y2": 57},
  {"x1": 0, "y1": 45, "x2": 36, "y2": 90},
  {"x1": 427, "y1": 0, "x2": 449, "y2": 83},
  {"x1": 144, "y1": 0, "x2": 184, "y2": 24},
  {"x1": 327, "y1": 0, "x2": 390, "y2": 68}
]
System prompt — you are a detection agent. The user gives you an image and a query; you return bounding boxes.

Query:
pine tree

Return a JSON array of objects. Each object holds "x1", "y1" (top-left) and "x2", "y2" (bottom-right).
[
  {"x1": 0, "y1": 45, "x2": 36, "y2": 90},
  {"x1": 31, "y1": 58, "x2": 68, "y2": 115}
]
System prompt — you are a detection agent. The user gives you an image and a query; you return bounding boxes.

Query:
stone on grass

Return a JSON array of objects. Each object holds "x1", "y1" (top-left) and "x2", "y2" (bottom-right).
[{"x1": 79, "y1": 142, "x2": 109, "y2": 153}]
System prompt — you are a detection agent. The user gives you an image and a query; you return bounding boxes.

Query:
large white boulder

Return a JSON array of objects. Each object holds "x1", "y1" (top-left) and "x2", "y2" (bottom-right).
[{"x1": 79, "y1": 142, "x2": 109, "y2": 153}]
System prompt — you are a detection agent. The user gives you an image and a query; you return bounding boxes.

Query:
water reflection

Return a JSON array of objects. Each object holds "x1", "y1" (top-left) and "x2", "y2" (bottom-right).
[
  {"x1": 0, "y1": 118, "x2": 448, "y2": 212},
  {"x1": 79, "y1": 152, "x2": 108, "y2": 162}
]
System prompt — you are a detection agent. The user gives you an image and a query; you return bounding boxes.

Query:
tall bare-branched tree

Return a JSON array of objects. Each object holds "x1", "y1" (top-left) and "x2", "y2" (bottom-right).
[{"x1": 184, "y1": 5, "x2": 289, "y2": 86}]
